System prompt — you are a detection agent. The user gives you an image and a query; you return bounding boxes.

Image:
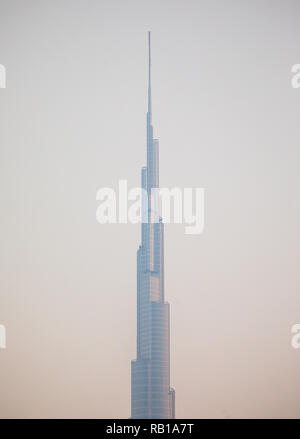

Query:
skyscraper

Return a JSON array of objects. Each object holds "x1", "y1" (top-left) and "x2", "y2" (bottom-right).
[{"x1": 131, "y1": 32, "x2": 175, "y2": 419}]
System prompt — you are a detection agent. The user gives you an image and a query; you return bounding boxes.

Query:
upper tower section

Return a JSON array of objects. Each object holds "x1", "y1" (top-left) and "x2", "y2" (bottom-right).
[
  {"x1": 146, "y1": 31, "x2": 159, "y2": 193},
  {"x1": 147, "y1": 31, "x2": 152, "y2": 125}
]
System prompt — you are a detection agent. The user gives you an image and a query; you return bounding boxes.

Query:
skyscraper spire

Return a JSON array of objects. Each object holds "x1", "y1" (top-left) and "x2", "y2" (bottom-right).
[{"x1": 148, "y1": 31, "x2": 152, "y2": 122}]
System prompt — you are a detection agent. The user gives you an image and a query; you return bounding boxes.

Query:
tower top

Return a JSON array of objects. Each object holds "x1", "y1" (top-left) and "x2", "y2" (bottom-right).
[{"x1": 148, "y1": 31, "x2": 152, "y2": 121}]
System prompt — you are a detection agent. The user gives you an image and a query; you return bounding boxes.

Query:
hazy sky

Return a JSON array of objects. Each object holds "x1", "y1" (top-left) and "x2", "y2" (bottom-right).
[{"x1": 1, "y1": 0, "x2": 300, "y2": 418}]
